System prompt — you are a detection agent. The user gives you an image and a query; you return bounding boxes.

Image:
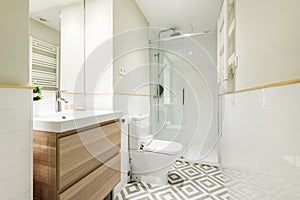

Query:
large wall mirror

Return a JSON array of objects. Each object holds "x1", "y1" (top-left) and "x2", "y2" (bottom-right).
[
  {"x1": 30, "y1": 0, "x2": 85, "y2": 91},
  {"x1": 30, "y1": 0, "x2": 114, "y2": 112}
]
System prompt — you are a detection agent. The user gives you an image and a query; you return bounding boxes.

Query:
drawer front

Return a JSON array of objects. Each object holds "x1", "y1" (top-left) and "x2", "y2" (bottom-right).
[
  {"x1": 59, "y1": 122, "x2": 120, "y2": 192},
  {"x1": 59, "y1": 154, "x2": 121, "y2": 200}
]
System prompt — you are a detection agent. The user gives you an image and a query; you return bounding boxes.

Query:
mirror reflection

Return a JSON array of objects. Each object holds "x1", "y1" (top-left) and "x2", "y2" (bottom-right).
[
  {"x1": 30, "y1": 0, "x2": 62, "y2": 90},
  {"x1": 29, "y1": 0, "x2": 84, "y2": 91}
]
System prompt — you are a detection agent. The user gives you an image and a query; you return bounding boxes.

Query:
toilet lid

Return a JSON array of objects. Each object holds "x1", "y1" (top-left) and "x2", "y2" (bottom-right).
[
  {"x1": 143, "y1": 139, "x2": 182, "y2": 155},
  {"x1": 131, "y1": 114, "x2": 149, "y2": 121}
]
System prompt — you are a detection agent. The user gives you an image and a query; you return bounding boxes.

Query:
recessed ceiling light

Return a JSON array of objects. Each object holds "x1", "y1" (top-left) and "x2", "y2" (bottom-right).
[{"x1": 59, "y1": 14, "x2": 62, "y2": 19}]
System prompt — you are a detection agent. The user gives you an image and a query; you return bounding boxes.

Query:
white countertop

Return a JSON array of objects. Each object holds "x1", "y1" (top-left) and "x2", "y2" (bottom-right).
[{"x1": 33, "y1": 110, "x2": 123, "y2": 133}]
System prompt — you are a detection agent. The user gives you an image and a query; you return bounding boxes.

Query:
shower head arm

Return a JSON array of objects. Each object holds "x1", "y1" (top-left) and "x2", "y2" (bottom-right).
[
  {"x1": 149, "y1": 30, "x2": 216, "y2": 44},
  {"x1": 158, "y1": 27, "x2": 176, "y2": 39}
]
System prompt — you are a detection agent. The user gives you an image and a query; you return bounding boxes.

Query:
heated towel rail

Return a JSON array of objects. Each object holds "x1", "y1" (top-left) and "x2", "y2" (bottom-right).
[{"x1": 31, "y1": 38, "x2": 59, "y2": 90}]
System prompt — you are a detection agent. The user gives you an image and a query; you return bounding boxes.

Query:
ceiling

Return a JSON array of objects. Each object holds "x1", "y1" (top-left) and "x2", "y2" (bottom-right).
[
  {"x1": 135, "y1": 0, "x2": 222, "y2": 33},
  {"x1": 30, "y1": 0, "x2": 221, "y2": 33},
  {"x1": 30, "y1": 0, "x2": 82, "y2": 31},
  {"x1": 30, "y1": 0, "x2": 82, "y2": 12},
  {"x1": 53, "y1": 0, "x2": 83, "y2": 7},
  {"x1": 30, "y1": 0, "x2": 58, "y2": 13},
  {"x1": 30, "y1": 6, "x2": 61, "y2": 31}
]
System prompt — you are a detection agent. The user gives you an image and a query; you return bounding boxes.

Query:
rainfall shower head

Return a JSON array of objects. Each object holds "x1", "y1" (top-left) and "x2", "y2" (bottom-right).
[
  {"x1": 170, "y1": 31, "x2": 181, "y2": 37},
  {"x1": 158, "y1": 27, "x2": 180, "y2": 39},
  {"x1": 169, "y1": 27, "x2": 181, "y2": 37}
]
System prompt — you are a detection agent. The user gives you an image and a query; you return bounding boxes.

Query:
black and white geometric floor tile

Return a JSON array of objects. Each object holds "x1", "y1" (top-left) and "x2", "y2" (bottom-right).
[
  {"x1": 115, "y1": 160, "x2": 229, "y2": 200},
  {"x1": 222, "y1": 168, "x2": 300, "y2": 200}
]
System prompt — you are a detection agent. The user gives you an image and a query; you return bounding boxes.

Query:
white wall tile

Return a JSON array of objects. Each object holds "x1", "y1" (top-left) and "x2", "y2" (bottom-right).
[
  {"x1": 86, "y1": 94, "x2": 113, "y2": 110},
  {"x1": 0, "y1": 151, "x2": 30, "y2": 182},
  {"x1": 0, "y1": 171, "x2": 30, "y2": 200},
  {"x1": 0, "y1": 88, "x2": 31, "y2": 110},
  {"x1": 113, "y1": 94, "x2": 150, "y2": 116},
  {"x1": 0, "y1": 109, "x2": 31, "y2": 134},
  {"x1": 0, "y1": 88, "x2": 32, "y2": 200},
  {"x1": 220, "y1": 83, "x2": 300, "y2": 176},
  {"x1": 66, "y1": 93, "x2": 86, "y2": 110},
  {"x1": 12, "y1": 191, "x2": 30, "y2": 200},
  {"x1": 0, "y1": 130, "x2": 31, "y2": 158},
  {"x1": 33, "y1": 92, "x2": 56, "y2": 115}
]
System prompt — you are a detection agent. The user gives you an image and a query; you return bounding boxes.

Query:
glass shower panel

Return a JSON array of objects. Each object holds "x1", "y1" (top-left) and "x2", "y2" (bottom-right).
[{"x1": 150, "y1": 36, "x2": 218, "y2": 161}]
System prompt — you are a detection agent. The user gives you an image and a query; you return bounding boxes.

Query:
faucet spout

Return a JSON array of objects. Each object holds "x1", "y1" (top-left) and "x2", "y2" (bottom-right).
[
  {"x1": 57, "y1": 97, "x2": 69, "y2": 103},
  {"x1": 56, "y1": 90, "x2": 68, "y2": 112}
]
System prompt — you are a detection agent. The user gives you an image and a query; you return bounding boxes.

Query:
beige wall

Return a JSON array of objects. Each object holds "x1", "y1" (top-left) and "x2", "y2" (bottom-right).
[
  {"x1": 29, "y1": 18, "x2": 60, "y2": 46},
  {"x1": 0, "y1": 0, "x2": 29, "y2": 85},
  {"x1": 113, "y1": 0, "x2": 148, "y2": 34},
  {"x1": 235, "y1": 0, "x2": 300, "y2": 90},
  {"x1": 113, "y1": 0, "x2": 150, "y2": 195},
  {"x1": 113, "y1": 0, "x2": 150, "y2": 94}
]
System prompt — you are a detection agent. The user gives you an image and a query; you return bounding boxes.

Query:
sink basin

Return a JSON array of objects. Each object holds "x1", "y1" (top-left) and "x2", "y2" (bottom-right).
[{"x1": 33, "y1": 110, "x2": 122, "y2": 132}]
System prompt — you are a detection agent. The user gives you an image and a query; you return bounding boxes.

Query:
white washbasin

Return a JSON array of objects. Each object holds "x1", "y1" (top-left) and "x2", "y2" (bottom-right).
[{"x1": 33, "y1": 110, "x2": 122, "y2": 132}]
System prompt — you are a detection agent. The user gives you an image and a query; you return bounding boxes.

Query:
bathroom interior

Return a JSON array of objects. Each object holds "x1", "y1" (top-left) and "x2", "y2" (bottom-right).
[{"x1": 0, "y1": 0, "x2": 300, "y2": 199}]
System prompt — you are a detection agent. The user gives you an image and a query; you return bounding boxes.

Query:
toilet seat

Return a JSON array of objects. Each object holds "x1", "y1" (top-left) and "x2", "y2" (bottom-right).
[{"x1": 143, "y1": 139, "x2": 182, "y2": 155}]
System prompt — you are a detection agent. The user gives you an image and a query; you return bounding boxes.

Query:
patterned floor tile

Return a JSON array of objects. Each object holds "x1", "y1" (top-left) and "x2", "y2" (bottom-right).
[
  {"x1": 168, "y1": 172, "x2": 184, "y2": 185},
  {"x1": 115, "y1": 160, "x2": 229, "y2": 200},
  {"x1": 173, "y1": 181, "x2": 208, "y2": 200},
  {"x1": 116, "y1": 161, "x2": 300, "y2": 200},
  {"x1": 222, "y1": 168, "x2": 300, "y2": 200}
]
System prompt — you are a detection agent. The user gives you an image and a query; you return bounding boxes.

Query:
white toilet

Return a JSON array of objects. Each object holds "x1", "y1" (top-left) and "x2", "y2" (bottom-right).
[{"x1": 129, "y1": 114, "x2": 183, "y2": 186}]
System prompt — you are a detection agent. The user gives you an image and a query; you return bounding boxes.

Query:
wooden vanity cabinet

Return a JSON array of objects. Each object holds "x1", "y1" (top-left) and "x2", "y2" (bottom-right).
[{"x1": 33, "y1": 120, "x2": 121, "y2": 200}]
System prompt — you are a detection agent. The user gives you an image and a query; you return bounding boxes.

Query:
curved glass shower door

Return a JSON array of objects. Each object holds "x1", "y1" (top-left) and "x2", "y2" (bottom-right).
[{"x1": 150, "y1": 35, "x2": 218, "y2": 163}]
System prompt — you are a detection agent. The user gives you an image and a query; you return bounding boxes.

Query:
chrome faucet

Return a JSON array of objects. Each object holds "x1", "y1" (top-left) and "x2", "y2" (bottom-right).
[{"x1": 56, "y1": 90, "x2": 68, "y2": 112}]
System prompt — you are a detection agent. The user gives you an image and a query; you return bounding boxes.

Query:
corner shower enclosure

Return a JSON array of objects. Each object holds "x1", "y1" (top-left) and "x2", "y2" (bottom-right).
[{"x1": 149, "y1": 28, "x2": 219, "y2": 163}]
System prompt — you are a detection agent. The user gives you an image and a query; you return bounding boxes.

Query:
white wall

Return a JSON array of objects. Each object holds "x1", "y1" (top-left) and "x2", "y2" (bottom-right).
[
  {"x1": 60, "y1": 0, "x2": 114, "y2": 111},
  {"x1": 0, "y1": 1, "x2": 32, "y2": 199},
  {"x1": 60, "y1": 2, "x2": 84, "y2": 93},
  {"x1": 85, "y1": 0, "x2": 113, "y2": 110},
  {"x1": 235, "y1": 0, "x2": 300, "y2": 90},
  {"x1": 85, "y1": 0, "x2": 113, "y2": 94}
]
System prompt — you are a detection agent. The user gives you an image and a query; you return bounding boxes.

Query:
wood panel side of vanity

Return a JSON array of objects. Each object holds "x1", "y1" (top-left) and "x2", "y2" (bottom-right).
[{"x1": 33, "y1": 130, "x2": 58, "y2": 200}]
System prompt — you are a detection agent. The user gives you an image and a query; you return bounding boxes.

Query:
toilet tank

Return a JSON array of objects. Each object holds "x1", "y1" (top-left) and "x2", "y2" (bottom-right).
[{"x1": 129, "y1": 114, "x2": 152, "y2": 150}]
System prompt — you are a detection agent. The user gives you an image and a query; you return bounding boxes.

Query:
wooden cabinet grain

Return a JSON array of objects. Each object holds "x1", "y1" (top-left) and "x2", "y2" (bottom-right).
[{"x1": 34, "y1": 120, "x2": 121, "y2": 200}]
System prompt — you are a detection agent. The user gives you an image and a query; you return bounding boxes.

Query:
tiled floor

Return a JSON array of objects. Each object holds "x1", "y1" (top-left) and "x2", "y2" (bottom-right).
[
  {"x1": 223, "y1": 168, "x2": 300, "y2": 200},
  {"x1": 116, "y1": 160, "x2": 229, "y2": 200}
]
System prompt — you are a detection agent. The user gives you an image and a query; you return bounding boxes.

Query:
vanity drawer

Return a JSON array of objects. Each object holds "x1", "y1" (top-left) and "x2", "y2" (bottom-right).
[
  {"x1": 59, "y1": 154, "x2": 120, "y2": 200},
  {"x1": 59, "y1": 122, "x2": 120, "y2": 192}
]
